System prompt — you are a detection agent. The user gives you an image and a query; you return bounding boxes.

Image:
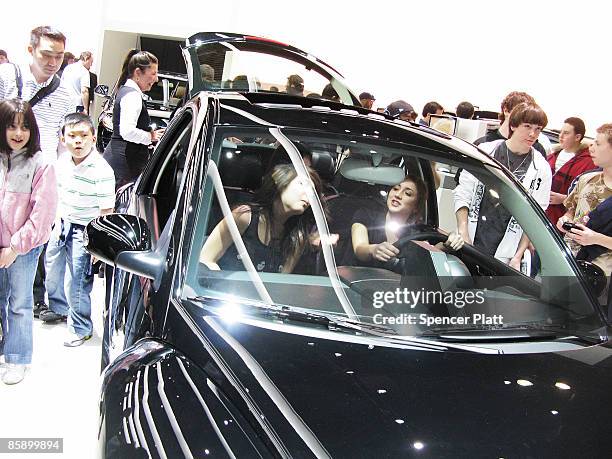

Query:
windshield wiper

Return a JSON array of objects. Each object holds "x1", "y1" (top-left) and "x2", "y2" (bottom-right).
[
  {"x1": 187, "y1": 296, "x2": 500, "y2": 353},
  {"x1": 187, "y1": 295, "x2": 396, "y2": 337},
  {"x1": 420, "y1": 324, "x2": 604, "y2": 344}
]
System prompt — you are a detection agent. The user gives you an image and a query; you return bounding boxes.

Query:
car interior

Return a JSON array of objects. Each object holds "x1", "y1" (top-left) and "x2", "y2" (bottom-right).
[{"x1": 187, "y1": 128, "x2": 599, "y2": 328}]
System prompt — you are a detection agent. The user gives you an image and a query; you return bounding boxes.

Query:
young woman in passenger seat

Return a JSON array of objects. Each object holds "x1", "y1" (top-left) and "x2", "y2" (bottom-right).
[
  {"x1": 351, "y1": 174, "x2": 464, "y2": 265},
  {"x1": 200, "y1": 164, "x2": 327, "y2": 273}
]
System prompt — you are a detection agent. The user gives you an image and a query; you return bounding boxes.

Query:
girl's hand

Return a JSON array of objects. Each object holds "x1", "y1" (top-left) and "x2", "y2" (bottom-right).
[
  {"x1": 567, "y1": 223, "x2": 601, "y2": 247},
  {"x1": 371, "y1": 242, "x2": 400, "y2": 262},
  {"x1": 0, "y1": 247, "x2": 18, "y2": 268},
  {"x1": 443, "y1": 232, "x2": 465, "y2": 251}
]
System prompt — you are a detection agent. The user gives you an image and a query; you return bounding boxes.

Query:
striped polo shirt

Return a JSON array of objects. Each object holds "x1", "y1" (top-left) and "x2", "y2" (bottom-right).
[
  {"x1": 56, "y1": 148, "x2": 116, "y2": 226},
  {"x1": 0, "y1": 62, "x2": 73, "y2": 161}
]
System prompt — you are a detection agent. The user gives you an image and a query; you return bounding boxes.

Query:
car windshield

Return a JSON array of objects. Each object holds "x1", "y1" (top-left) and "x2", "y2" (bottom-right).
[
  {"x1": 184, "y1": 127, "x2": 605, "y2": 342},
  {"x1": 185, "y1": 39, "x2": 357, "y2": 105}
]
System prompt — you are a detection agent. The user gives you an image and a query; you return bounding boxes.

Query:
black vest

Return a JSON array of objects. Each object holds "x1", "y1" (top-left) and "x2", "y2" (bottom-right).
[{"x1": 109, "y1": 85, "x2": 150, "y2": 161}]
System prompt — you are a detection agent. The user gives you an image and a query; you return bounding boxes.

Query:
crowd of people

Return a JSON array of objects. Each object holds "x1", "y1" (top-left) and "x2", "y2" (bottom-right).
[
  {"x1": 1, "y1": 24, "x2": 611, "y2": 386},
  {"x1": 0, "y1": 26, "x2": 161, "y2": 385}
]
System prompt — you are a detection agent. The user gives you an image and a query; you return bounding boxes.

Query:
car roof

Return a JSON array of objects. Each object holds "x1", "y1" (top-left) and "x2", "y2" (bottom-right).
[{"x1": 198, "y1": 92, "x2": 498, "y2": 169}]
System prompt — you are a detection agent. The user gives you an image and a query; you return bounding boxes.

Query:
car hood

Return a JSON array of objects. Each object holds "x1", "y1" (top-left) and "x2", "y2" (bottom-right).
[{"x1": 204, "y1": 316, "x2": 612, "y2": 457}]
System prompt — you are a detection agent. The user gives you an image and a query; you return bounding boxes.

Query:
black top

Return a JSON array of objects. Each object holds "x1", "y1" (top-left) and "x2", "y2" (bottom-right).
[
  {"x1": 103, "y1": 85, "x2": 151, "y2": 188},
  {"x1": 474, "y1": 129, "x2": 546, "y2": 157},
  {"x1": 473, "y1": 142, "x2": 533, "y2": 256},
  {"x1": 218, "y1": 207, "x2": 285, "y2": 273}
]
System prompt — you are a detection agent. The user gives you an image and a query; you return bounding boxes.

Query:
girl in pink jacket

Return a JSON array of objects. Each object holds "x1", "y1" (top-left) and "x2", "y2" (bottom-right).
[{"x1": 0, "y1": 98, "x2": 57, "y2": 385}]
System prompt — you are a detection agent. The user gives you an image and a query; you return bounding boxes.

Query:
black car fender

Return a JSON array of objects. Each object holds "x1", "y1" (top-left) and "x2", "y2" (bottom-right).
[{"x1": 99, "y1": 338, "x2": 273, "y2": 458}]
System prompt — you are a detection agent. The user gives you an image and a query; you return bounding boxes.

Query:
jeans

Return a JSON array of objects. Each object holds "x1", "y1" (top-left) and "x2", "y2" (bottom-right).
[
  {"x1": 45, "y1": 220, "x2": 94, "y2": 337},
  {"x1": 32, "y1": 243, "x2": 47, "y2": 304},
  {"x1": 0, "y1": 245, "x2": 42, "y2": 364}
]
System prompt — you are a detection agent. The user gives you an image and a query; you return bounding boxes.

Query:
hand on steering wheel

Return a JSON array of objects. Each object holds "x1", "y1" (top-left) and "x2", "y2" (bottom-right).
[
  {"x1": 382, "y1": 231, "x2": 458, "y2": 272},
  {"x1": 443, "y1": 232, "x2": 465, "y2": 251}
]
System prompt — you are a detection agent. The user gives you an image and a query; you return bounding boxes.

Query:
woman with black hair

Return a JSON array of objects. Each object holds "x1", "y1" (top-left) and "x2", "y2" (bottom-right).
[
  {"x1": 103, "y1": 49, "x2": 163, "y2": 189},
  {"x1": 200, "y1": 164, "x2": 326, "y2": 273},
  {"x1": 352, "y1": 174, "x2": 464, "y2": 265}
]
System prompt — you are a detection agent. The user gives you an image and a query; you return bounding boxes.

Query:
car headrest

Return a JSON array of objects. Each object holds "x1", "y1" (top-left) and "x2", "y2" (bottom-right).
[
  {"x1": 267, "y1": 143, "x2": 334, "y2": 180},
  {"x1": 310, "y1": 151, "x2": 334, "y2": 180},
  {"x1": 339, "y1": 157, "x2": 405, "y2": 185},
  {"x1": 219, "y1": 145, "x2": 264, "y2": 191}
]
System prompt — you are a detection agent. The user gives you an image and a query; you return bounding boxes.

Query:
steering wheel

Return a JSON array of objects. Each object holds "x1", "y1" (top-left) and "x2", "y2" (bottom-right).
[{"x1": 384, "y1": 231, "x2": 451, "y2": 272}]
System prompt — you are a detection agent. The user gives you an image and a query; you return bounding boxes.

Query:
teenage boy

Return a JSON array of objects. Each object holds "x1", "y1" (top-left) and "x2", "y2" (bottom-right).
[
  {"x1": 558, "y1": 124, "x2": 612, "y2": 276},
  {"x1": 454, "y1": 103, "x2": 552, "y2": 270},
  {"x1": 41, "y1": 113, "x2": 115, "y2": 346},
  {"x1": 474, "y1": 91, "x2": 548, "y2": 157},
  {"x1": 546, "y1": 117, "x2": 596, "y2": 226}
]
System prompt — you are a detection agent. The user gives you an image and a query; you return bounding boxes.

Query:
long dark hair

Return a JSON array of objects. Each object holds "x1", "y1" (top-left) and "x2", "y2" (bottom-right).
[
  {"x1": 117, "y1": 49, "x2": 158, "y2": 88},
  {"x1": 0, "y1": 98, "x2": 40, "y2": 157},
  {"x1": 253, "y1": 164, "x2": 327, "y2": 262}
]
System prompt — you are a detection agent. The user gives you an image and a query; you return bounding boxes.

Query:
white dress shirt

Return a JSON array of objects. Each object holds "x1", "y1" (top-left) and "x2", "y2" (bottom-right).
[{"x1": 119, "y1": 78, "x2": 151, "y2": 145}]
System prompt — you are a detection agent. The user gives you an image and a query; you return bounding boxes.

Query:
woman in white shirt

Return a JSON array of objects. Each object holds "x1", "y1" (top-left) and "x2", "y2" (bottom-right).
[{"x1": 103, "y1": 50, "x2": 163, "y2": 189}]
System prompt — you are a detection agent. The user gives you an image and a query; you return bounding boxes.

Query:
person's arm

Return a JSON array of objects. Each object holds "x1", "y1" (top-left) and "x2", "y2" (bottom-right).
[
  {"x1": 200, "y1": 207, "x2": 251, "y2": 270},
  {"x1": 509, "y1": 233, "x2": 531, "y2": 270},
  {"x1": 119, "y1": 90, "x2": 153, "y2": 145},
  {"x1": 455, "y1": 207, "x2": 472, "y2": 244},
  {"x1": 81, "y1": 87, "x2": 90, "y2": 114},
  {"x1": 453, "y1": 169, "x2": 477, "y2": 244},
  {"x1": 351, "y1": 222, "x2": 398, "y2": 262},
  {"x1": 549, "y1": 191, "x2": 567, "y2": 205}
]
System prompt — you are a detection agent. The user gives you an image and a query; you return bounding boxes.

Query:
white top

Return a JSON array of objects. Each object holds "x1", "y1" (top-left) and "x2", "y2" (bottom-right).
[
  {"x1": 61, "y1": 61, "x2": 90, "y2": 111},
  {"x1": 119, "y1": 78, "x2": 152, "y2": 145},
  {"x1": 453, "y1": 139, "x2": 552, "y2": 260},
  {"x1": 0, "y1": 62, "x2": 73, "y2": 161},
  {"x1": 554, "y1": 150, "x2": 575, "y2": 172},
  {"x1": 56, "y1": 148, "x2": 116, "y2": 226}
]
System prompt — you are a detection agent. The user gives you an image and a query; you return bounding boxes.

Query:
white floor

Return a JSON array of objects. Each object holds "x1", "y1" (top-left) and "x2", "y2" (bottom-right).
[{"x1": 0, "y1": 277, "x2": 107, "y2": 458}]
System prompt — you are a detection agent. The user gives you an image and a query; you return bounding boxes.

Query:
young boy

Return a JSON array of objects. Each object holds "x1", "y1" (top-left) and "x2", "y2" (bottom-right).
[{"x1": 40, "y1": 113, "x2": 115, "y2": 346}]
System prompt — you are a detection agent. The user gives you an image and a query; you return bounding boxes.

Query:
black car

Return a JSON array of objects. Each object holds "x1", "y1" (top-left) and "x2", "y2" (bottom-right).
[
  {"x1": 94, "y1": 72, "x2": 188, "y2": 152},
  {"x1": 86, "y1": 33, "x2": 612, "y2": 458}
]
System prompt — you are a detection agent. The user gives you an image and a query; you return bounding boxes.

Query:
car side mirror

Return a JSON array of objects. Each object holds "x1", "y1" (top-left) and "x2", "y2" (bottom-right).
[
  {"x1": 577, "y1": 260, "x2": 607, "y2": 297},
  {"x1": 95, "y1": 84, "x2": 109, "y2": 97},
  {"x1": 85, "y1": 214, "x2": 163, "y2": 282}
]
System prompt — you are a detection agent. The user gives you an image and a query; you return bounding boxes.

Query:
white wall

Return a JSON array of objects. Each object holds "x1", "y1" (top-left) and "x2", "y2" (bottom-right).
[{"x1": 4, "y1": 0, "x2": 610, "y2": 135}]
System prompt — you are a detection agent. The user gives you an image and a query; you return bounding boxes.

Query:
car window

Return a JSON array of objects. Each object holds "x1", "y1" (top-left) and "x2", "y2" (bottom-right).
[
  {"x1": 139, "y1": 111, "x2": 193, "y2": 230},
  {"x1": 188, "y1": 40, "x2": 355, "y2": 105},
  {"x1": 185, "y1": 127, "x2": 603, "y2": 339}
]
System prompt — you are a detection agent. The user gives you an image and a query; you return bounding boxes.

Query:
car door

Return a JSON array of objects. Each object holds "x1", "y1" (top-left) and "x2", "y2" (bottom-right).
[{"x1": 102, "y1": 97, "x2": 213, "y2": 368}]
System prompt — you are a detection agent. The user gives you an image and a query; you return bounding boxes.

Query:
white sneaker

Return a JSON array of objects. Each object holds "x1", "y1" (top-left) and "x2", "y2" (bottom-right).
[{"x1": 2, "y1": 363, "x2": 27, "y2": 385}]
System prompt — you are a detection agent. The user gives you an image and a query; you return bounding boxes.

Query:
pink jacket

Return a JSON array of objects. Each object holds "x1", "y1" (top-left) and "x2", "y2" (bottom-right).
[{"x1": 0, "y1": 149, "x2": 57, "y2": 255}]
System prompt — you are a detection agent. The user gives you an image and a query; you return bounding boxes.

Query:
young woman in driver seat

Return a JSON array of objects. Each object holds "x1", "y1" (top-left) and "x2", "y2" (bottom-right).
[{"x1": 351, "y1": 174, "x2": 464, "y2": 265}]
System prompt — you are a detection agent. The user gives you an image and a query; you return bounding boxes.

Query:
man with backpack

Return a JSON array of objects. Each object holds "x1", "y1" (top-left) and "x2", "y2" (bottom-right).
[{"x1": 0, "y1": 26, "x2": 73, "y2": 318}]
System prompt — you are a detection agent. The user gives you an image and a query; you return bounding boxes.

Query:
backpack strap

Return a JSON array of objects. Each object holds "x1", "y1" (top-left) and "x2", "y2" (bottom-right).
[
  {"x1": 28, "y1": 74, "x2": 60, "y2": 107},
  {"x1": 12, "y1": 63, "x2": 22, "y2": 98}
]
